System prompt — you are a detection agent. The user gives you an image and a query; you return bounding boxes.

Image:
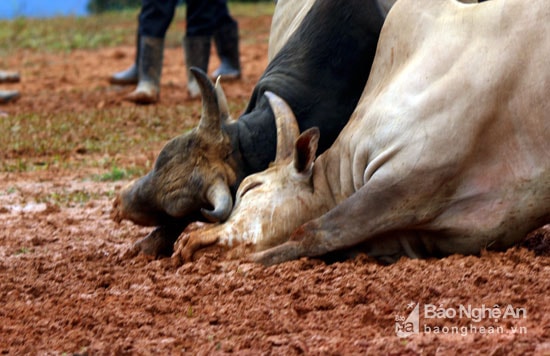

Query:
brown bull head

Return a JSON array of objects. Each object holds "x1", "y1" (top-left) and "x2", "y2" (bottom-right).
[
  {"x1": 112, "y1": 68, "x2": 237, "y2": 226},
  {"x1": 172, "y1": 92, "x2": 324, "y2": 263}
]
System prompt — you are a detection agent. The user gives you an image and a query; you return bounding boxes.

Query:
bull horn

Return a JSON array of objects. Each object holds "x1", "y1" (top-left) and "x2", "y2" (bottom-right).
[
  {"x1": 201, "y1": 179, "x2": 233, "y2": 223},
  {"x1": 215, "y1": 76, "x2": 231, "y2": 122},
  {"x1": 264, "y1": 91, "x2": 300, "y2": 162},
  {"x1": 191, "y1": 67, "x2": 222, "y2": 135}
]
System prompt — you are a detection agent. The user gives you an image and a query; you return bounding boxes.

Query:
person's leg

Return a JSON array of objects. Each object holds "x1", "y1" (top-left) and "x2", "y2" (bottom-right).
[
  {"x1": 138, "y1": 0, "x2": 178, "y2": 38},
  {"x1": 110, "y1": 32, "x2": 139, "y2": 85},
  {"x1": 124, "y1": 0, "x2": 178, "y2": 104},
  {"x1": 211, "y1": 0, "x2": 241, "y2": 80},
  {"x1": 0, "y1": 90, "x2": 19, "y2": 104},
  {"x1": 183, "y1": 0, "x2": 214, "y2": 98},
  {"x1": 0, "y1": 70, "x2": 20, "y2": 104},
  {"x1": 184, "y1": 0, "x2": 240, "y2": 83},
  {"x1": 0, "y1": 70, "x2": 20, "y2": 83}
]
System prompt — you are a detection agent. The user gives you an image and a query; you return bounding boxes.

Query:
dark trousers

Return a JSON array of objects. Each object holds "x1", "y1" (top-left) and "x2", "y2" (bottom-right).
[{"x1": 138, "y1": 0, "x2": 236, "y2": 38}]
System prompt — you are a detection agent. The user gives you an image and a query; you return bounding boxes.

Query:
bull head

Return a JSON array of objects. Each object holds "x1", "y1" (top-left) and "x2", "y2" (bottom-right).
[
  {"x1": 112, "y1": 68, "x2": 237, "y2": 226},
  {"x1": 172, "y1": 92, "x2": 324, "y2": 262}
]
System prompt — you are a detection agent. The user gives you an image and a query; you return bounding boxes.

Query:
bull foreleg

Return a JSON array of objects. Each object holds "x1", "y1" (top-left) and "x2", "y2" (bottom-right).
[
  {"x1": 249, "y1": 219, "x2": 336, "y2": 266},
  {"x1": 171, "y1": 222, "x2": 220, "y2": 265},
  {"x1": 251, "y1": 177, "x2": 434, "y2": 266}
]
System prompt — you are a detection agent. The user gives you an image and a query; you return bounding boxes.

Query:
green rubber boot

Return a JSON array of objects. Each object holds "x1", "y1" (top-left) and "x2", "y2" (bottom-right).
[
  {"x1": 0, "y1": 90, "x2": 20, "y2": 104},
  {"x1": 183, "y1": 35, "x2": 212, "y2": 98},
  {"x1": 0, "y1": 71, "x2": 20, "y2": 83},
  {"x1": 211, "y1": 22, "x2": 241, "y2": 81},
  {"x1": 125, "y1": 36, "x2": 164, "y2": 104},
  {"x1": 109, "y1": 34, "x2": 139, "y2": 85}
]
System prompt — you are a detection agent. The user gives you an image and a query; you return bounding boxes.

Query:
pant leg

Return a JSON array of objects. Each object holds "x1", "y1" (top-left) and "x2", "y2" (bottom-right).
[
  {"x1": 139, "y1": 0, "x2": 179, "y2": 38},
  {"x1": 186, "y1": 0, "x2": 236, "y2": 37}
]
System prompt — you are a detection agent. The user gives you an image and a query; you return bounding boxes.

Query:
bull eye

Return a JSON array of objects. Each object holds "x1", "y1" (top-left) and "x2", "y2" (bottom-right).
[{"x1": 239, "y1": 181, "x2": 263, "y2": 198}]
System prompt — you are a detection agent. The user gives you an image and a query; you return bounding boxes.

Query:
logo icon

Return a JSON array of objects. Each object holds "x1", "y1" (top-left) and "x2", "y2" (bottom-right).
[{"x1": 395, "y1": 302, "x2": 419, "y2": 338}]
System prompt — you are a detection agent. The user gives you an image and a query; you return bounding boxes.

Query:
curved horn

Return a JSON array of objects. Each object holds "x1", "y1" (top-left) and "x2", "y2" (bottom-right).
[
  {"x1": 201, "y1": 179, "x2": 233, "y2": 223},
  {"x1": 215, "y1": 76, "x2": 231, "y2": 123},
  {"x1": 191, "y1": 67, "x2": 222, "y2": 134},
  {"x1": 264, "y1": 91, "x2": 300, "y2": 162}
]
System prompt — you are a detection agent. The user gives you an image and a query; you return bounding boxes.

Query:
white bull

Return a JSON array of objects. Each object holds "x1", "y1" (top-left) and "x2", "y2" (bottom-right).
[{"x1": 173, "y1": 0, "x2": 550, "y2": 265}]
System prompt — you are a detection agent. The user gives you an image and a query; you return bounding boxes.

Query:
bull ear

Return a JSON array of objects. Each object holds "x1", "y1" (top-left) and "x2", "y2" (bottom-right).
[
  {"x1": 264, "y1": 91, "x2": 300, "y2": 163},
  {"x1": 192, "y1": 67, "x2": 222, "y2": 136},
  {"x1": 215, "y1": 76, "x2": 231, "y2": 123},
  {"x1": 201, "y1": 178, "x2": 233, "y2": 222},
  {"x1": 292, "y1": 127, "x2": 319, "y2": 175}
]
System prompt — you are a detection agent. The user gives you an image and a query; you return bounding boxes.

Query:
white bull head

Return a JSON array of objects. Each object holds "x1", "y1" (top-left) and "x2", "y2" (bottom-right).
[{"x1": 172, "y1": 92, "x2": 329, "y2": 263}]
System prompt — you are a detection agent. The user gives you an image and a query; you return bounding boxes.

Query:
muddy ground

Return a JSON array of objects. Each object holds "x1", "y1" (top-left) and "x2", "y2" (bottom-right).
[{"x1": 0, "y1": 11, "x2": 549, "y2": 355}]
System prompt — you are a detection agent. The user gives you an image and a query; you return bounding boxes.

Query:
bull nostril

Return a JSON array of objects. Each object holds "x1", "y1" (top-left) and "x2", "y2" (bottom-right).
[
  {"x1": 110, "y1": 195, "x2": 126, "y2": 224},
  {"x1": 111, "y1": 207, "x2": 122, "y2": 224}
]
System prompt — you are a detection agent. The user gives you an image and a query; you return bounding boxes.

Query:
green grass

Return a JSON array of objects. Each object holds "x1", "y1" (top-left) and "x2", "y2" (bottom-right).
[
  {"x1": 92, "y1": 165, "x2": 146, "y2": 182},
  {"x1": 230, "y1": 2, "x2": 276, "y2": 17},
  {"x1": 0, "y1": 104, "x2": 197, "y2": 173},
  {"x1": 33, "y1": 189, "x2": 116, "y2": 207},
  {"x1": 0, "y1": 93, "x2": 250, "y2": 173},
  {"x1": 37, "y1": 190, "x2": 95, "y2": 206},
  {"x1": 0, "y1": 3, "x2": 275, "y2": 53},
  {"x1": 0, "y1": 13, "x2": 133, "y2": 53},
  {"x1": 14, "y1": 247, "x2": 32, "y2": 255},
  {"x1": 0, "y1": 2, "x2": 272, "y2": 178}
]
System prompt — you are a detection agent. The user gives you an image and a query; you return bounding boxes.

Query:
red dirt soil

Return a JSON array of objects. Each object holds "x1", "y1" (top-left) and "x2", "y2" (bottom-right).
[{"x1": 1, "y1": 13, "x2": 549, "y2": 355}]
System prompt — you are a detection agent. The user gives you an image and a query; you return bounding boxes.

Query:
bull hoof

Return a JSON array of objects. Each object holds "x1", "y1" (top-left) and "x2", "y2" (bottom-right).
[
  {"x1": 249, "y1": 250, "x2": 280, "y2": 266},
  {"x1": 172, "y1": 223, "x2": 220, "y2": 265},
  {"x1": 121, "y1": 243, "x2": 141, "y2": 260},
  {"x1": 249, "y1": 241, "x2": 303, "y2": 266},
  {"x1": 135, "y1": 228, "x2": 176, "y2": 258},
  {"x1": 172, "y1": 232, "x2": 190, "y2": 263},
  {"x1": 122, "y1": 226, "x2": 181, "y2": 260}
]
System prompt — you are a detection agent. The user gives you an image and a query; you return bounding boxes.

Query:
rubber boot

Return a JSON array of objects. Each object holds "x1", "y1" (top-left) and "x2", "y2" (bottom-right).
[
  {"x1": 0, "y1": 71, "x2": 20, "y2": 83},
  {"x1": 0, "y1": 90, "x2": 20, "y2": 104},
  {"x1": 183, "y1": 35, "x2": 211, "y2": 98},
  {"x1": 211, "y1": 22, "x2": 241, "y2": 81},
  {"x1": 125, "y1": 36, "x2": 164, "y2": 104},
  {"x1": 109, "y1": 34, "x2": 139, "y2": 85}
]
